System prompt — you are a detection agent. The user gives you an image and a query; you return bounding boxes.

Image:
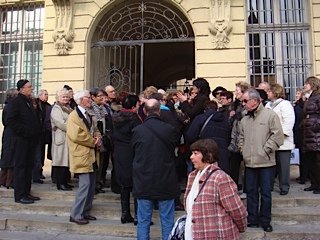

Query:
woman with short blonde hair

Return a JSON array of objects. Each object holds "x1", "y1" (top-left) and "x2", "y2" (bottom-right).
[{"x1": 51, "y1": 89, "x2": 73, "y2": 191}]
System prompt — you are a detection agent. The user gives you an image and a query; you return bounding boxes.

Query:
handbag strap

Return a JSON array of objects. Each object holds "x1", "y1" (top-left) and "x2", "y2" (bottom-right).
[
  {"x1": 270, "y1": 99, "x2": 284, "y2": 110},
  {"x1": 194, "y1": 168, "x2": 220, "y2": 202},
  {"x1": 199, "y1": 114, "x2": 214, "y2": 138},
  {"x1": 144, "y1": 122, "x2": 172, "y2": 153}
]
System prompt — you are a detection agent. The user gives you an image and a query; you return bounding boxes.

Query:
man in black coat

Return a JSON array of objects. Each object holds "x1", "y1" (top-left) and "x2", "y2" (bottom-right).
[
  {"x1": 5, "y1": 80, "x2": 41, "y2": 204},
  {"x1": 37, "y1": 89, "x2": 51, "y2": 179},
  {"x1": 132, "y1": 99, "x2": 180, "y2": 240}
]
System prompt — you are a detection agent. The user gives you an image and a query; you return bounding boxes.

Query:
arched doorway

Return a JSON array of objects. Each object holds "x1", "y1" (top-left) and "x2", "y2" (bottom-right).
[{"x1": 90, "y1": 0, "x2": 195, "y2": 93}]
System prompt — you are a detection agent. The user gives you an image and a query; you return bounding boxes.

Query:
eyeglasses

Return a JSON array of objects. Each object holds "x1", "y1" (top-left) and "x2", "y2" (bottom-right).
[
  {"x1": 216, "y1": 91, "x2": 223, "y2": 95},
  {"x1": 96, "y1": 94, "x2": 104, "y2": 98},
  {"x1": 83, "y1": 96, "x2": 91, "y2": 100}
]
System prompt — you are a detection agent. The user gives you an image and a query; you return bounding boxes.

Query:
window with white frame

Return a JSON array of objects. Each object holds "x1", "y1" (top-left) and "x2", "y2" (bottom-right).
[
  {"x1": 0, "y1": 3, "x2": 44, "y2": 106},
  {"x1": 246, "y1": 0, "x2": 311, "y2": 100}
]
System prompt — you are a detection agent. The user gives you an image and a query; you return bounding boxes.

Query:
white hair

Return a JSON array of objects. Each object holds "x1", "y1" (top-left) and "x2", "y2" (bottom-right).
[
  {"x1": 74, "y1": 90, "x2": 89, "y2": 104},
  {"x1": 55, "y1": 89, "x2": 69, "y2": 101},
  {"x1": 37, "y1": 89, "x2": 47, "y2": 98}
]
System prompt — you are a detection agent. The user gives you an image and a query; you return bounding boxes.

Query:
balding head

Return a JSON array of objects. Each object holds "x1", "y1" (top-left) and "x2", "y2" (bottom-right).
[
  {"x1": 105, "y1": 85, "x2": 116, "y2": 100},
  {"x1": 144, "y1": 99, "x2": 160, "y2": 116}
]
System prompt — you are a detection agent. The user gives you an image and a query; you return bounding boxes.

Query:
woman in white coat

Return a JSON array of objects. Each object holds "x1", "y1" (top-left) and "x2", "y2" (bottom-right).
[
  {"x1": 266, "y1": 83, "x2": 295, "y2": 195},
  {"x1": 51, "y1": 89, "x2": 73, "y2": 191}
]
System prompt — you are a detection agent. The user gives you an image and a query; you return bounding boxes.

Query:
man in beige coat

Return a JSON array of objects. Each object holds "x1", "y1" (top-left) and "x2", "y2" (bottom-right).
[
  {"x1": 239, "y1": 88, "x2": 283, "y2": 233},
  {"x1": 67, "y1": 90, "x2": 101, "y2": 225}
]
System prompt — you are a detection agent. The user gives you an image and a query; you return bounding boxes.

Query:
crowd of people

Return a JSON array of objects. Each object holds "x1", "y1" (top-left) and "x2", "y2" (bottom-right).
[{"x1": 0, "y1": 75, "x2": 320, "y2": 239}]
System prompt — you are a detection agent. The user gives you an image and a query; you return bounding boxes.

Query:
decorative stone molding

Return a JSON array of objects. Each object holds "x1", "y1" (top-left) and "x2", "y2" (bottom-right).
[
  {"x1": 52, "y1": 0, "x2": 75, "y2": 55},
  {"x1": 208, "y1": 0, "x2": 232, "y2": 49}
]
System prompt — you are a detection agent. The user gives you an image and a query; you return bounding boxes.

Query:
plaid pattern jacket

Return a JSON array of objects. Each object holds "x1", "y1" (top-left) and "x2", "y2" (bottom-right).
[{"x1": 184, "y1": 164, "x2": 247, "y2": 239}]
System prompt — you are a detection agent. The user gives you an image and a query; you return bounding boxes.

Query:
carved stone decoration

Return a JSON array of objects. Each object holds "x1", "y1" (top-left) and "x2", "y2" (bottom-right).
[
  {"x1": 52, "y1": 0, "x2": 75, "y2": 55},
  {"x1": 208, "y1": 0, "x2": 232, "y2": 49}
]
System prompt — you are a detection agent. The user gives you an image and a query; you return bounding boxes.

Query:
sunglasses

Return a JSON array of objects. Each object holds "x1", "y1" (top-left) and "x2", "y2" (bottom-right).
[{"x1": 241, "y1": 98, "x2": 253, "y2": 103}]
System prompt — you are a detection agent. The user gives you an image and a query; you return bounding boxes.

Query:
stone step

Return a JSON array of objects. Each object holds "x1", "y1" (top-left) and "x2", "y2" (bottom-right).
[
  {"x1": 0, "y1": 198, "x2": 186, "y2": 220},
  {"x1": 1, "y1": 197, "x2": 320, "y2": 225},
  {"x1": 0, "y1": 186, "x2": 121, "y2": 203},
  {"x1": 1, "y1": 187, "x2": 319, "y2": 207},
  {"x1": 1, "y1": 212, "x2": 320, "y2": 240}
]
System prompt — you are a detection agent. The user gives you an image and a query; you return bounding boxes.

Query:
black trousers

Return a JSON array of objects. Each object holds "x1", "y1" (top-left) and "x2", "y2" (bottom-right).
[
  {"x1": 13, "y1": 137, "x2": 38, "y2": 201},
  {"x1": 55, "y1": 166, "x2": 69, "y2": 186},
  {"x1": 305, "y1": 151, "x2": 320, "y2": 189},
  {"x1": 229, "y1": 152, "x2": 243, "y2": 189},
  {"x1": 298, "y1": 151, "x2": 308, "y2": 181}
]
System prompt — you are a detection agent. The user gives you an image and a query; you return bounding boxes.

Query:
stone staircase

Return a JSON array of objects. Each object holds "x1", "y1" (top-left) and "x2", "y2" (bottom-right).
[{"x1": 1, "y1": 165, "x2": 320, "y2": 239}]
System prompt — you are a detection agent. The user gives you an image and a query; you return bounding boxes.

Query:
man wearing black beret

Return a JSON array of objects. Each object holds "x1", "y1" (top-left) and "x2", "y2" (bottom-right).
[{"x1": 4, "y1": 79, "x2": 41, "y2": 204}]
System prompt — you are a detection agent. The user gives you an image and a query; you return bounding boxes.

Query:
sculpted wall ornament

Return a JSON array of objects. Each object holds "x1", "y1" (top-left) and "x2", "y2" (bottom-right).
[
  {"x1": 208, "y1": 0, "x2": 232, "y2": 49},
  {"x1": 52, "y1": 0, "x2": 75, "y2": 55}
]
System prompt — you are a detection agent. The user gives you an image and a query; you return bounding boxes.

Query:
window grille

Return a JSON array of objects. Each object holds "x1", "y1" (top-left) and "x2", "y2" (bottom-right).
[
  {"x1": 0, "y1": 3, "x2": 44, "y2": 107},
  {"x1": 246, "y1": 0, "x2": 311, "y2": 100}
]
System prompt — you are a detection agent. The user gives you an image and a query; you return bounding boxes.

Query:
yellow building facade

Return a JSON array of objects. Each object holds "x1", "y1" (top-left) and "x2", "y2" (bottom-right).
[{"x1": 0, "y1": 0, "x2": 319, "y2": 104}]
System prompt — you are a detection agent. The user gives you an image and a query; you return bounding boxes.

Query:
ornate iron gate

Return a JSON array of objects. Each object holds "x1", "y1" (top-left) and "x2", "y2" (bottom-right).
[
  {"x1": 91, "y1": 1, "x2": 194, "y2": 93},
  {"x1": 91, "y1": 43, "x2": 143, "y2": 93}
]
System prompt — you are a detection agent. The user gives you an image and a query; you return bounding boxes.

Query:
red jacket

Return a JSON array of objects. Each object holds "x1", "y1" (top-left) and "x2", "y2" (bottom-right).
[{"x1": 184, "y1": 164, "x2": 247, "y2": 239}]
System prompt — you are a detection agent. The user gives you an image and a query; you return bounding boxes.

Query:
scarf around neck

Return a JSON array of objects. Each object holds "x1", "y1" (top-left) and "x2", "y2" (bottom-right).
[
  {"x1": 56, "y1": 101, "x2": 73, "y2": 114},
  {"x1": 91, "y1": 101, "x2": 107, "y2": 121}
]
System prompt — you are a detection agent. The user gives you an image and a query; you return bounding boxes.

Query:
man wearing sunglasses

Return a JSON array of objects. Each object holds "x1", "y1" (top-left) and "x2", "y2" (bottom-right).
[{"x1": 238, "y1": 88, "x2": 284, "y2": 233}]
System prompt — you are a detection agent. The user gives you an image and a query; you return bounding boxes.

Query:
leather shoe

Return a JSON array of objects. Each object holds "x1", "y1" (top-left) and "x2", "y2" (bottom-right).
[
  {"x1": 304, "y1": 187, "x2": 316, "y2": 191},
  {"x1": 261, "y1": 223, "x2": 273, "y2": 232},
  {"x1": 84, "y1": 215, "x2": 97, "y2": 220},
  {"x1": 16, "y1": 197, "x2": 34, "y2": 204},
  {"x1": 247, "y1": 223, "x2": 260, "y2": 228},
  {"x1": 33, "y1": 180, "x2": 43, "y2": 184},
  {"x1": 69, "y1": 216, "x2": 89, "y2": 225},
  {"x1": 28, "y1": 195, "x2": 41, "y2": 201},
  {"x1": 280, "y1": 190, "x2": 288, "y2": 195},
  {"x1": 100, "y1": 181, "x2": 110, "y2": 188},
  {"x1": 175, "y1": 205, "x2": 185, "y2": 211},
  {"x1": 57, "y1": 184, "x2": 72, "y2": 191},
  {"x1": 66, "y1": 184, "x2": 74, "y2": 188},
  {"x1": 95, "y1": 188, "x2": 105, "y2": 194},
  {"x1": 313, "y1": 189, "x2": 320, "y2": 194}
]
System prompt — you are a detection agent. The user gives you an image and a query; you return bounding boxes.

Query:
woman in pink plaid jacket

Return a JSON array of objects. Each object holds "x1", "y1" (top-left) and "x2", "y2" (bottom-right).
[{"x1": 184, "y1": 139, "x2": 247, "y2": 239}]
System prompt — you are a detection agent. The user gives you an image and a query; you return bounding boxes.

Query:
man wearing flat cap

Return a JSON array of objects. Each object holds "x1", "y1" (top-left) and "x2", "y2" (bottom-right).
[{"x1": 4, "y1": 79, "x2": 41, "y2": 204}]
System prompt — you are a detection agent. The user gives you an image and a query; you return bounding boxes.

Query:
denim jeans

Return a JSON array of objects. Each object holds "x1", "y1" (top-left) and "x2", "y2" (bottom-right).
[
  {"x1": 246, "y1": 166, "x2": 275, "y2": 224},
  {"x1": 137, "y1": 199, "x2": 174, "y2": 240}
]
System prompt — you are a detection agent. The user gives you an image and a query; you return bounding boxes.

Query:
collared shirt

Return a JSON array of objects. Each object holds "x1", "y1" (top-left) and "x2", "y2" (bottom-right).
[
  {"x1": 77, "y1": 105, "x2": 87, "y2": 119},
  {"x1": 78, "y1": 105, "x2": 94, "y2": 135}
]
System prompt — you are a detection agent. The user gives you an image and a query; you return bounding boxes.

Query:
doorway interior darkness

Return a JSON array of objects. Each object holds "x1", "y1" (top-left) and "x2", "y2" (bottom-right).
[{"x1": 91, "y1": 0, "x2": 195, "y2": 94}]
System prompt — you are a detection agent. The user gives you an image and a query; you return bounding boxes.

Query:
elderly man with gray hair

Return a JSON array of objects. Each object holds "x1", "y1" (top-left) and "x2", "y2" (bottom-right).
[
  {"x1": 37, "y1": 89, "x2": 51, "y2": 179},
  {"x1": 67, "y1": 90, "x2": 101, "y2": 225},
  {"x1": 239, "y1": 88, "x2": 284, "y2": 233}
]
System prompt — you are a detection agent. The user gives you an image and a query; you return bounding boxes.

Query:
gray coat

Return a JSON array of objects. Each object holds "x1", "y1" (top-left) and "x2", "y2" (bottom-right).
[{"x1": 51, "y1": 103, "x2": 72, "y2": 167}]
